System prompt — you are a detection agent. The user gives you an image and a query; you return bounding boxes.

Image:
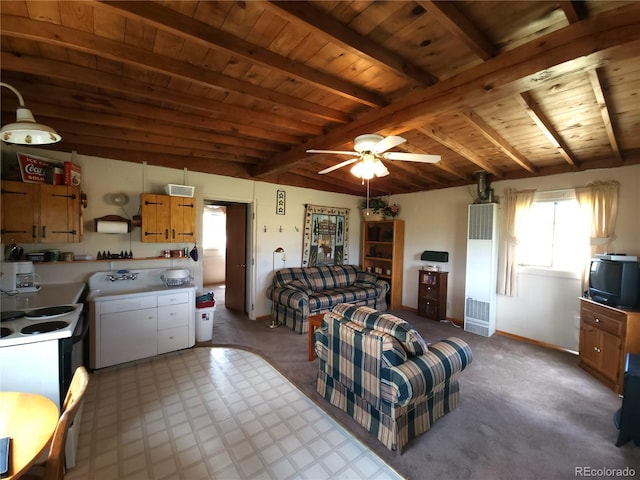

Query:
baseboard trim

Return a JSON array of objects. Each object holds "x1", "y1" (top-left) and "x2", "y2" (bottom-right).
[{"x1": 496, "y1": 330, "x2": 578, "y2": 355}]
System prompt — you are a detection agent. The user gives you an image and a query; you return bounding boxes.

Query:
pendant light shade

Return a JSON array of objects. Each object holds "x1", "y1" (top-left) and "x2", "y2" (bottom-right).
[{"x1": 0, "y1": 82, "x2": 62, "y2": 145}]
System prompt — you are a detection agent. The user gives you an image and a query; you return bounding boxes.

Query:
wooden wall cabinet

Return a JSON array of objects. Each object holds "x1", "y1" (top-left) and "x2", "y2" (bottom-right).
[
  {"x1": 141, "y1": 194, "x2": 195, "y2": 243},
  {"x1": 169, "y1": 196, "x2": 196, "y2": 243},
  {"x1": 1, "y1": 180, "x2": 81, "y2": 244},
  {"x1": 417, "y1": 270, "x2": 448, "y2": 321},
  {"x1": 361, "y1": 220, "x2": 404, "y2": 309},
  {"x1": 579, "y1": 298, "x2": 640, "y2": 393}
]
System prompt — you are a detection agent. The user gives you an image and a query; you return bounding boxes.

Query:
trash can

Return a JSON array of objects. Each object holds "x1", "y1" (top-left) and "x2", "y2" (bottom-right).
[
  {"x1": 195, "y1": 291, "x2": 216, "y2": 342},
  {"x1": 196, "y1": 305, "x2": 215, "y2": 342}
]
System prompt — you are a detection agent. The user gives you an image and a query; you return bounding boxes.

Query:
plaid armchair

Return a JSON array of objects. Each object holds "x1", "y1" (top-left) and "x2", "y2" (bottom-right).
[
  {"x1": 314, "y1": 304, "x2": 473, "y2": 453},
  {"x1": 266, "y1": 265, "x2": 389, "y2": 334}
]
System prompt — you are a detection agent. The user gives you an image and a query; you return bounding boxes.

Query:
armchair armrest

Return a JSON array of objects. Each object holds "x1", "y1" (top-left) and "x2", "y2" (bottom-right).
[{"x1": 383, "y1": 337, "x2": 473, "y2": 406}]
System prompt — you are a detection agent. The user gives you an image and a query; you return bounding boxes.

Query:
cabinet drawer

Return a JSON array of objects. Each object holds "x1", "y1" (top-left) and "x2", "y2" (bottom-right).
[
  {"x1": 581, "y1": 303, "x2": 624, "y2": 337},
  {"x1": 158, "y1": 292, "x2": 190, "y2": 306},
  {"x1": 99, "y1": 295, "x2": 157, "y2": 314},
  {"x1": 420, "y1": 286, "x2": 439, "y2": 301},
  {"x1": 158, "y1": 326, "x2": 189, "y2": 354},
  {"x1": 158, "y1": 303, "x2": 190, "y2": 329}
]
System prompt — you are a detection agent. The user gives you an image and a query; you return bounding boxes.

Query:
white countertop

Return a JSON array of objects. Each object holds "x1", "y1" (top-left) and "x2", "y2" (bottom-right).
[{"x1": 1, "y1": 282, "x2": 86, "y2": 311}]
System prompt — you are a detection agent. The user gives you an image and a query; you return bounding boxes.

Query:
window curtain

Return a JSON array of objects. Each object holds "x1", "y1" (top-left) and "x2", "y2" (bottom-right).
[
  {"x1": 575, "y1": 180, "x2": 619, "y2": 289},
  {"x1": 497, "y1": 189, "x2": 536, "y2": 296}
]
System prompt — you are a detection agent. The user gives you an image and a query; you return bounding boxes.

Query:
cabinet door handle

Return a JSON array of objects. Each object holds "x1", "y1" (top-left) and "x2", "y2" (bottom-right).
[
  {"x1": 595, "y1": 318, "x2": 600, "y2": 323},
  {"x1": 594, "y1": 347, "x2": 601, "y2": 353},
  {"x1": 41, "y1": 226, "x2": 46, "y2": 238}
]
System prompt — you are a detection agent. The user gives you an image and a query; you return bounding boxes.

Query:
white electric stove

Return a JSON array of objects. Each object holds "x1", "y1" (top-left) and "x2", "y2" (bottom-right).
[{"x1": 0, "y1": 282, "x2": 87, "y2": 469}]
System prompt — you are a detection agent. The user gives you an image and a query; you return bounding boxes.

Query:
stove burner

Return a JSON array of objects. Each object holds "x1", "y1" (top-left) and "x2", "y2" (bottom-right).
[
  {"x1": 24, "y1": 305, "x2": 76, "y2": 319},
  {"x1": 1, "y1": 327, "x2": 13, "y2": 338},
  {"x1": 21, "y1": 321, "x2": 69, "y2": 335},
  {"x1": 1, "y1": 311, "x2": 25, "y2": 322}
]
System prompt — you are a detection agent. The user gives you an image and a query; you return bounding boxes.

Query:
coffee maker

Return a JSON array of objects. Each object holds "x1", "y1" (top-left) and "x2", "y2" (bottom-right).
[{"x1": 0, "y1": 261, "x2": 40, "y2": 294}]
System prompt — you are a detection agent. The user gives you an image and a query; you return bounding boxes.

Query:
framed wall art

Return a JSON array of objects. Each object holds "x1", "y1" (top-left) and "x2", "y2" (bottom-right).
[{"x1": 276, "y1": 189, "x2": 286, "y2": 215}]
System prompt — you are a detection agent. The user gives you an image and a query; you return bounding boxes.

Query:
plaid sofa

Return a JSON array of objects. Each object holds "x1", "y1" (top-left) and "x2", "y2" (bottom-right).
[
  {"x1": 314, "y1": 304, "x2": 473, "y2": 453},
  {"x1": 266, "y1": 265, "x2": 389, "y2": 334}
]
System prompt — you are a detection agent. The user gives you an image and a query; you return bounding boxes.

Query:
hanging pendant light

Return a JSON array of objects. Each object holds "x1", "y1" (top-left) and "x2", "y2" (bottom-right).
[{"x1": 0, "y1": 82, "x2": 62, "y2": 145}]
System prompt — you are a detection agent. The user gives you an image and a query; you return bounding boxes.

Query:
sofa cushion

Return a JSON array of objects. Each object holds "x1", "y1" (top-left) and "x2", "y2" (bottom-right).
[
  {"x1": 308, "y1": 285, "x2": 381, "y2": 312},
  {"x1": 331, "y1": 304, "x2": 428, "y2": 356},
  {"x1": 286, "y1": 279, "x2": 314, "y2": 295},
  {"x1": 307, "y1": 265, "x2": 358, "y2": 290}
]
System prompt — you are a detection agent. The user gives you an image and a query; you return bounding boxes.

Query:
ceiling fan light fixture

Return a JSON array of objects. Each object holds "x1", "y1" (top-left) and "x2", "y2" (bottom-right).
[
  {"x1": 351, "y1": 155, "x2": 389, "y2": 179},
  {"x1": 0, "y1": 82, "x2": 62, "y2": 145}
]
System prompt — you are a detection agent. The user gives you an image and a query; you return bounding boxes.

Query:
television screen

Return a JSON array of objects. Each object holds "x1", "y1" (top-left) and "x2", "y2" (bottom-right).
[{"x1": 589, "y1": 259, "x2": 640, "y2": 308}]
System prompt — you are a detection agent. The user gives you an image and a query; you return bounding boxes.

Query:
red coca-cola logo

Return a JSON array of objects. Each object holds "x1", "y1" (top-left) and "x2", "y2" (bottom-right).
[{"x1": 24, "y1": 163, "x2": 47, "y2": 175}]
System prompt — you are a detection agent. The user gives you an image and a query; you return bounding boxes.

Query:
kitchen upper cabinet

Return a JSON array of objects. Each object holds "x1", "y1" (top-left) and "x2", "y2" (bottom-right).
[
  {"x1": 39, "y1": 184, "x2": 81, "y2": 243},
  {"x1": 170, "y1": 196, "x2": 195, "y2": 243},
  {"x1": 141, "y1": 193, "x2": 195, "y2": 243},
  {"x1": 141, "y1": 193, "x2": 171, "y2": 242},
  {"x1": 1, "y1": 181, "x2": 37, "y2": 244},
  {"x1": 1, "y1": 180, "x2": 81, "y2": 244}
]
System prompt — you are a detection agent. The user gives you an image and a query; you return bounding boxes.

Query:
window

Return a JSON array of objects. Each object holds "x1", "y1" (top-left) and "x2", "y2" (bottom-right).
[
  {"x1": 516, "y1": 190, "x2": 588, "y2": 273},
  {"x1": 202, "y1": 205, "x2": 226, "y2": 250}
]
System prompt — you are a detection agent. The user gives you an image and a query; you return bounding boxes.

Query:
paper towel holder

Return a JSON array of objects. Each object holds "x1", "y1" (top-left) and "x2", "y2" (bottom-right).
[{"x1": 95, "y1": 215, "x2": 131, "y2": 233}]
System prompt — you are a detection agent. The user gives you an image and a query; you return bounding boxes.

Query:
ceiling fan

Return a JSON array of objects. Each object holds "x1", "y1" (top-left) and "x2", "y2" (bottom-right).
[{"x1": 307, "y1": 134, "x2": 441, "y2": 178}]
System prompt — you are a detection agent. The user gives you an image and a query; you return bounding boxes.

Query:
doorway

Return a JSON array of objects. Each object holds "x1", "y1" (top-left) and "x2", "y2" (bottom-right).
[{"x1": 202, "y1": 200, "x2": 249, "y2": 315}]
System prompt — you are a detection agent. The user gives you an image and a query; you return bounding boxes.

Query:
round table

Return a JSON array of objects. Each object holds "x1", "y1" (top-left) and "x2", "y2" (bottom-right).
[{"x1": 0, "y1": 392, "x2": 59, "y2": 479}]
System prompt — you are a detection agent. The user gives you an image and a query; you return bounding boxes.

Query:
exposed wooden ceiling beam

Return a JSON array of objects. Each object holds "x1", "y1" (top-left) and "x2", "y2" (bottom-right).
[
  {"x1": 11, "y1": 81, "x2": 299, "y2": 147},
  {"x1": 559, "y1": 1, "x2": 586, "y2": 24},
  {"x1": 461, "y1": 109, "x2": 538, "y2": 173},
  {"x1": 420, "y1": 125, "x2": 503, "y2": 177},
  {"x1": 0, "y1": 14, "x2": 350, "y2": 124},
  {"x1": 0, "y1": 52, "x2": 324, "y2": 137},
  {"x1": 255, "y1": 4, "x2": 640, "y2": 177},
  {"x1": 266, "y1": 1, "x2": 438, "y2": 86},
  {"x1": 515, "y1": 92, "x2": 578, "y2": 168},
  {"x1": 418, "y1": 1, "x2": 497, "y2": 60},
  {"x1": 97, "y1": 1, "x2": 386, "y2": 108},
  {"x1": 587, "y1": 67, "x2": 623, "y2": 162}
]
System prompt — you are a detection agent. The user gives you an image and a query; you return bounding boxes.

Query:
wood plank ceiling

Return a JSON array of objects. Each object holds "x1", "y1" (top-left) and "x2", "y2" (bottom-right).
[{"x1": 1, "y1": 1, "x2": 639, "y2": 197}]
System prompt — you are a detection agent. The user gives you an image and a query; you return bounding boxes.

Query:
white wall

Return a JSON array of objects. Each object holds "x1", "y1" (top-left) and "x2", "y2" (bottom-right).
[
  {"x1": 397, "y1": 164, "x2": 640, "y2": 351},
  {"x1": 3, "y1": 143, "x2": 639, "y2": 348},
  {"x1": 1, "y1": 145, "x2": 362, "y2": 320}
]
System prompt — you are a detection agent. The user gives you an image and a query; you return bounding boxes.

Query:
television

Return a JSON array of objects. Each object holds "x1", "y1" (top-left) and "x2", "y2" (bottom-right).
[{"x1": 589, "y1": 258, "x2": 640, "y2": 309}]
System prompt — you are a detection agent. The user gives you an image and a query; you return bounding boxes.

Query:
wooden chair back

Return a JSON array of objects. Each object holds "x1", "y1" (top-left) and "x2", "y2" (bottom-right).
[{"x1": 39, "y1": 366, "x2": 90, "y2": 480}]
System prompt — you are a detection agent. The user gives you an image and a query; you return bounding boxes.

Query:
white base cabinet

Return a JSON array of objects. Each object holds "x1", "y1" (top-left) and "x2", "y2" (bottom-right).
[{"x1": 90, "y1": 287, "x2": 196, "y2": 369}]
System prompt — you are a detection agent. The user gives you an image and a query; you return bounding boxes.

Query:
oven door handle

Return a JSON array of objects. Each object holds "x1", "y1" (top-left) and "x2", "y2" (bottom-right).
[{"x1": 72, "y1": 317, "x2": 89, "y2": 344}]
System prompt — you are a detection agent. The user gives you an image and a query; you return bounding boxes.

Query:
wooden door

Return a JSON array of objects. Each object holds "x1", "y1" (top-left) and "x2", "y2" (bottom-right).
[
  {"x1": 1, "y1": 180, "x2": 37, "y2": 243},
  {"x1": 39, "y1": 184, "x2": 80, "y2": 243},
  {"x1": 225, "y1": 203, "x2": 247, "y2": 313},
  {"x1": 141, "y1": 194, "x2": 171, "y2": 242},
  {"x1": 170, "y1": 196, "x2": 196, "y2": 243}
]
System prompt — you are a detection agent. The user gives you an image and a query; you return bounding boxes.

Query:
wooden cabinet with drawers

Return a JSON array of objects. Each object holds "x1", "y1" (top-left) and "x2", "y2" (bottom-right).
[
  {"x1": 579, "y1": 298, "x2": 640, "y2": 393},
  {"x1": 417, "y1": 270, "x2": 448, "y2": 321}
]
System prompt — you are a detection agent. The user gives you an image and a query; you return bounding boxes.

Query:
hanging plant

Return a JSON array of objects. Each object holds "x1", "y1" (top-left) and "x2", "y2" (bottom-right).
[{"x1": 358, "y1": 197, "x2": 388, "y2": 214}]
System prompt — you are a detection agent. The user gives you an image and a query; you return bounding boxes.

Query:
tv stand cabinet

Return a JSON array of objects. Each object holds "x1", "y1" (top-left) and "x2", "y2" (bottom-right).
[{"x1": 578, "y1": 298, "x2": 640, "y2": 394}]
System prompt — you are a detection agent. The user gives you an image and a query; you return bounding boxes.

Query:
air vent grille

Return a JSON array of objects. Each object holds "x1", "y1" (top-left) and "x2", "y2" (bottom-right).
[{"x1": 468, "y1": 204, "x2": 494, "y2": 240}]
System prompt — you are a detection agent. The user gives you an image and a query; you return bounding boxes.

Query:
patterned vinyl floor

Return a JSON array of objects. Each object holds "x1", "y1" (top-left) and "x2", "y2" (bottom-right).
[{"x1": 66, "y1": 347, "x2": 403, "y2": 480}]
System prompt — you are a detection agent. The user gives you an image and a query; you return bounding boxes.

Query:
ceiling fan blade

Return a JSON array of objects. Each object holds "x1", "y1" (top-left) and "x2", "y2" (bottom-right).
[
  {"x1": 318, "y1": 158, "x2": 359, "y2": 174},
  {"x1": 373, "y1": 135, "x2": 406, "y2": 153},
  {"x1": 383, "y1": 152, "x2": 441, "y2": 163},
  {"x1": 307, "y1": 149, "x2": 358, "y2": 155}
]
